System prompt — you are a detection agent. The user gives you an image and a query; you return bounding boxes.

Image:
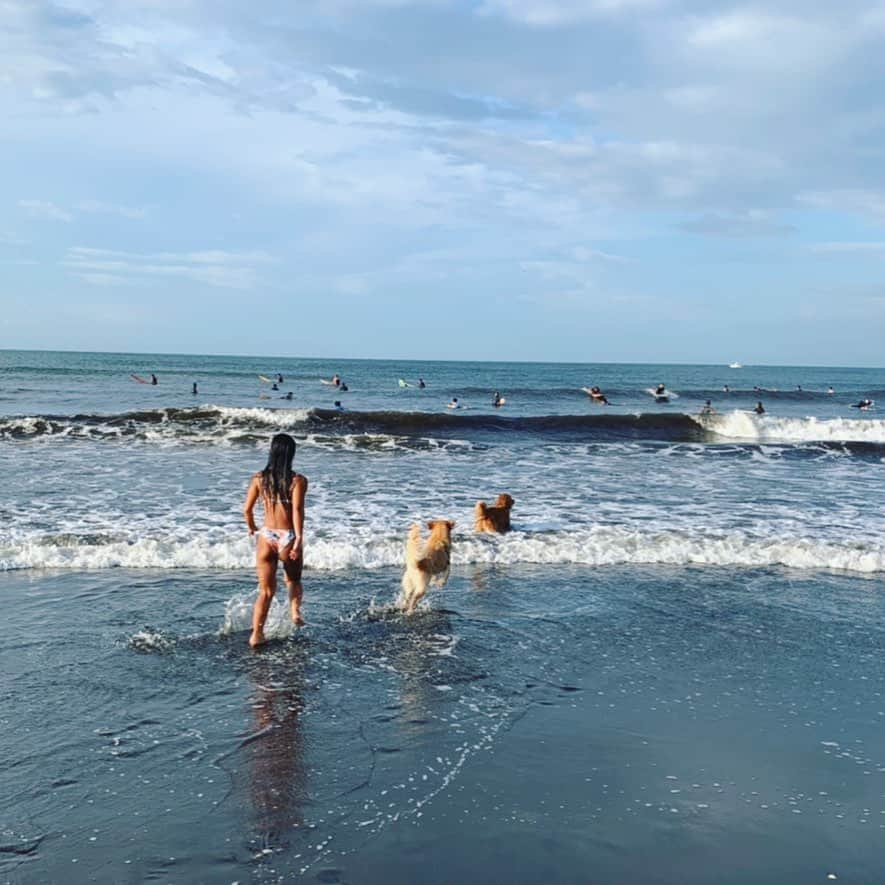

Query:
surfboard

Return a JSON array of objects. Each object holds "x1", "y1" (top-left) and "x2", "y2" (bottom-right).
[
  {"x1": 258, "y1": 375, "x2": 273, "y2": 383},
  {"x1": 493, "y1": 397, "x2": 507, "y2": 406},
  {"x1": 646, "y1": 387, "x2": 678, "y2": 401},
  {"x1": 398, "y1": 379, "x2": 410, "y2": 388},
  {"x1": 130, "y1": 374, "x2": 149, "y2": 384},
  {"x1": 320, "y1": 378, "x2": 337, "y2": 385}
]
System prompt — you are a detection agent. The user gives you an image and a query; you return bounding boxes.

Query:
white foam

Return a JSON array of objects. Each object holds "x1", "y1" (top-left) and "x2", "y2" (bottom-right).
[
  {"x1": 697, "y1": 411, "x2": 885, "y2": 444},
  {"x1": 2, "y1": 526, "x2": 883, "y2": 574},
  {"x1": 219, "y1": 591, "x2": 296, "y2": 640}
]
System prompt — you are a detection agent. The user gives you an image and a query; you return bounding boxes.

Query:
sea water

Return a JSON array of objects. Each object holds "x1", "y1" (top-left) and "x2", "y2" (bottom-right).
[{"x1": 1, "y1": 350, "x2": 884, "y2": 883}]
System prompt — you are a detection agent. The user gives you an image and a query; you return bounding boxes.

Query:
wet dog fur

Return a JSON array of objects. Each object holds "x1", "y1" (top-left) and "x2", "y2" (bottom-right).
[
  {"x1": 474, "y1": 493, "x2": 514, "y2": 534},
  {"x1": 400, "y1": 520, "x2": 455, "y2": 614}
]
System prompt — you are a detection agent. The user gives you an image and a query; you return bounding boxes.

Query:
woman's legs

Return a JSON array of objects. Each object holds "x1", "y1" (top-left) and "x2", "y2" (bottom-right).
[
  {"x1": 283, "y1": 555, "x2": 305, "y2": 626},
  {"x1": 250, "y1": 537, "x2": 278, "y2": 647}
]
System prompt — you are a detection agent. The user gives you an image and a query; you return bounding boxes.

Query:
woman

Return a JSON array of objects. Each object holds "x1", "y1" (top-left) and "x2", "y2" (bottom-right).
[{"x1": 243, "y1": 433, "x2": 308, "y2": 647}]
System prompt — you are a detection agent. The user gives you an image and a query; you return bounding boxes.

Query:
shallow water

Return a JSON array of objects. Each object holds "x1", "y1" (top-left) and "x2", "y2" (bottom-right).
[{"x1": 2, "y1": 564, "x2": 884, "y2": 883}]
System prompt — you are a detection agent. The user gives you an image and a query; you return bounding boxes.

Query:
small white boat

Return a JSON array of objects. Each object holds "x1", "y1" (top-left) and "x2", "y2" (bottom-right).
[{"x1": 729, "y1": 362, "x2": 743, "y2": 369}]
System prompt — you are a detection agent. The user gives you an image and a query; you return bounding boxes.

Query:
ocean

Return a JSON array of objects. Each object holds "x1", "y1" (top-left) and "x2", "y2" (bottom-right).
[{"x1": 1, "y1": 349, "x2": 884, "y2": 883}]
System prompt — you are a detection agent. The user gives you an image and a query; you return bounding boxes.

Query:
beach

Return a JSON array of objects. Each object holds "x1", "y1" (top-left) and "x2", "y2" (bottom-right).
[{"x1": 1, "y1": 350, "x2": 884, "y2": 883}]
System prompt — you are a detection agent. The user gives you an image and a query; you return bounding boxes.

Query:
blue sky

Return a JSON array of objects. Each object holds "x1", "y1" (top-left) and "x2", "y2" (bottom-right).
[{"x1": 2, "y1": 0, "x2": 885, "y2": 365}]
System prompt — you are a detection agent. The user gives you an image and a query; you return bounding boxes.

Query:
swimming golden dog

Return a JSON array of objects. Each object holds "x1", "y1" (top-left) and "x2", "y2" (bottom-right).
[
  {"x1": 474, "y1": 493, "x2": 514, "y2": 534},
  {"x1": 400, "y1": 520, "x2": 455, "y2": 614}
]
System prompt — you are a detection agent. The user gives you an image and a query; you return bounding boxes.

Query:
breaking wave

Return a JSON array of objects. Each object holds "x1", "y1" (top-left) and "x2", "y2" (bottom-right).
[
  {"x1": 696, "y1": 411, "x2": 885, "y2": 444},
  {"x1": 2, "y1": 406, "x2": 884, "y2": 451},
  {"x1": 2, "y1": 526, "x2": 882, "y2": 574}
]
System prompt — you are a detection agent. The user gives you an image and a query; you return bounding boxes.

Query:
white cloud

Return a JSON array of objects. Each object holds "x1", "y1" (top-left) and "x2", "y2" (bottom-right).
[
  {"x1": 74, "y1": 200, "x2": 147, "y2": 219},
  {"x1": 478, "y1": 0, "x2": 663, "y2": 26},
  {"x1": 18, "y1": 199, "x2": 73, "y2": 222},
  {"x1": 64, "y1": 246, "x2": 274, "y2": 289}
]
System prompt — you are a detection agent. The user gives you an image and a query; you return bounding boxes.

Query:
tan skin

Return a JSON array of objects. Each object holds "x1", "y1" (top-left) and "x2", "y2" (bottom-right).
[{"x1": 243, "y1": 471, "x2": 308, "y2": 647}]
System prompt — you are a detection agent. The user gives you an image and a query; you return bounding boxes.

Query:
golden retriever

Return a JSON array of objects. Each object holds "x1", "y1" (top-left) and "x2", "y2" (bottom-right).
[
  {"x1": 474, "y1": 493, "x2": 514, "y2": 534},
  {"x1": 400, "y1": 520, "x2": 455, "y2": 614}
]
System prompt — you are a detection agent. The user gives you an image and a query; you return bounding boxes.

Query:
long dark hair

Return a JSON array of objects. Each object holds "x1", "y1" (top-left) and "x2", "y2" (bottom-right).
[{"x1": 261, "y1": 433, "x2": 296, "y2": 504}]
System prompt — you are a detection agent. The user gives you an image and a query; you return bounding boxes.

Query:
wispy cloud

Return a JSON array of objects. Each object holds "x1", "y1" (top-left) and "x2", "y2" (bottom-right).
[
  {"x1": 74, "y1": 200, "x2": 147, "y2": 219},
  {"x1": 808, "y1": 241, "x2": 885, "y2": 254},
  {"x1": 64, "y1": 247, "x2": 275, "y2": 289},
  {"x1": 18, "y1": 199, "x2": 72, "y2": 222},
  {"x1": 680, "y1": 211, "x2": 795, "y2": 238}
]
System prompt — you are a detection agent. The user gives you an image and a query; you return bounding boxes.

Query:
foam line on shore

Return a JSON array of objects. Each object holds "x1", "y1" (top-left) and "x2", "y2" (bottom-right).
[{"x1": 3, "y1": 526, "x2": 882, "y2": 574}]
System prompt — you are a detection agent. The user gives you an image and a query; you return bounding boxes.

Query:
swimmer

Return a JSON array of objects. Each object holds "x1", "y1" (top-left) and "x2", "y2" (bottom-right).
[
  {"x1": 754, "y1": 401, "x2": 765, "y2": 415},
  {"x1": 333, "y1": 400, "x2": 343, "y2": 411},
  {"x1": 447, "y1": 397, "x2": 460, "y2": 410},
  {"x1": 723, "y1": 385, "x2": 730, "y2": 393},
  {"x1": 192, "y1": 382, "x2": 198, "y2": 395},
  {"x1": 339, "y1": 382, "x2": 348, "y2": 392},
  {"x1": 700, "y1": 399, "x2": 716, "y2": 416},
  {"x1": 277, "y1": 373, "x2": 284, "y2": 384},
  {"x1": 655, "y1": 383, "x2": 666, "y2": 396},
  {"x1": 852, "y1": 398, "x2": 874, "y2": 410},
  {"x1": 151, "y1": 373, "x2": 158, "y2": 386},
  {"x1": 280, "y1": 391, "x2": 293, "y2": 400},
  {"x1": 243, "y1": 433, "x2": 308, "y2": 647},
  {"x1": 827, "y1": 387, "x2": 835, "y2": 395},
  {"x1": 418, "y1": 378, "x2": 426, "y2": 389},
  {"x1": 796, "y1": 385, "x2": 802, "y2": 392},
  {"x1": 271, "y1": 383, "x2": 279, "y2": 391},
  {"x1": 589, "y1": 386, "x2": 609, "y2": 405},
  {"x1": 493, "y1": 390, "x2": 504, "y2": 408}
]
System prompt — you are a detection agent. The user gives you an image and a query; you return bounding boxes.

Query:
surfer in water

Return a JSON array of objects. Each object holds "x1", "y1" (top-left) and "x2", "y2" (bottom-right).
[
  {"x1": 243, "y1": 433, "x2": 308, "y2": 647},
  {"x1": 277, "y1": 373, "x2": 284, "y2": 384},
  {"x1": 852, "y1": 398, "x2": 874, "y2": 411},
  {"x1": 700, "y1": 400, "x2": 716, "y2": 416},
  {"x1": 192, "y1": 382, "x2": 198, "y2": 395},
  {"x1": 151, "y1": 373, "x2": 158, "y2": 386},
  {"x1": 332, "y1": 374, "x2": 341, "y2": 388},
  {"x1": 754, "y1": 401, "x2": 765, "y2": 414},
  {"x1": 333, "y1": 400, "x2": 344, "y2": 411},
  {"x1": 339, "y1": 381, "x2": 348, "y2": 392},
  {"x1": 418, "y1": 378, "x2": 426, "y2": 389},
  {"x1": 447, "y1": 397, "x2": 460, "y2": 409},
  {"x1": 589, "y1": 386, "x2": 609, "y2": 405},
  {"x1": 493, "y1": 391, "x2": 504, "y2": 408},
  {"x1": 281, "y1": 391, "x2": 293, "y2": 400}
]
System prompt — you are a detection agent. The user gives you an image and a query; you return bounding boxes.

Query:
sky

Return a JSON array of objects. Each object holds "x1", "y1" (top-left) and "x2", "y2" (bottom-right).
[{"x1": 2, "y1": 0, "x2": 885, "y2": 365}]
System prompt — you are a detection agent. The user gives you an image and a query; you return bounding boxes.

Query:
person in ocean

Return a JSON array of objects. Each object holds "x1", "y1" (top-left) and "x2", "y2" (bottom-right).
[
  {"x1": 655, "y1": 383, "x2": 666, "y2": 396},
  {"x1": 243, "y1": 433, "x2": 308, "y2": 648},
  {"x1": 333, "y1": 400, "x2": 344, "y2": 411},
  {"x1": 332, "y1": 374, "x2": 341, "y2": 388},
  {"x1": 447, "y1": 397, "x2": 460, "y2": 409},
  {"x1": 493, "y1": 390, "x2": 504, "y2": 407},
  {"x1": 339, "y1": 381, "x2": 349, "y2": 392},
  {"x1": 754, "y1": 401, "x2": 765, "y2": 414},
  {"x1": 723, "y1": 385, "x2": 730, "y2": 393},
  {"x1": 589, "y1": 386, "x2": 609, "y2": 405},
  {"x1": 700, "y1": 399, "x2": 716, "y2": 415},
  {"x1": 151, "y1": 373, "x2": 158, "y2": 385},
  {"x1": 418, "y1": 378, "x2": 426, "y2": 389},
  {"x1": 192, "y1": 382, "x2": 198, "y2": 395},
  {"x1": 277, "y1": 373, "x2": 284, "y2": 384},
  {"x1": 280, "y1": 391, "x2": 293, "y2": 400},
  {"x1": 852, "y1": 398, "x2": 874, "y2": 410},
  {"x1": 827, "y1": 386, "x2": 835, "y2": 395},
  {"x1": 271, "y1": 382, "x2": 279, "y2": 391}
]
